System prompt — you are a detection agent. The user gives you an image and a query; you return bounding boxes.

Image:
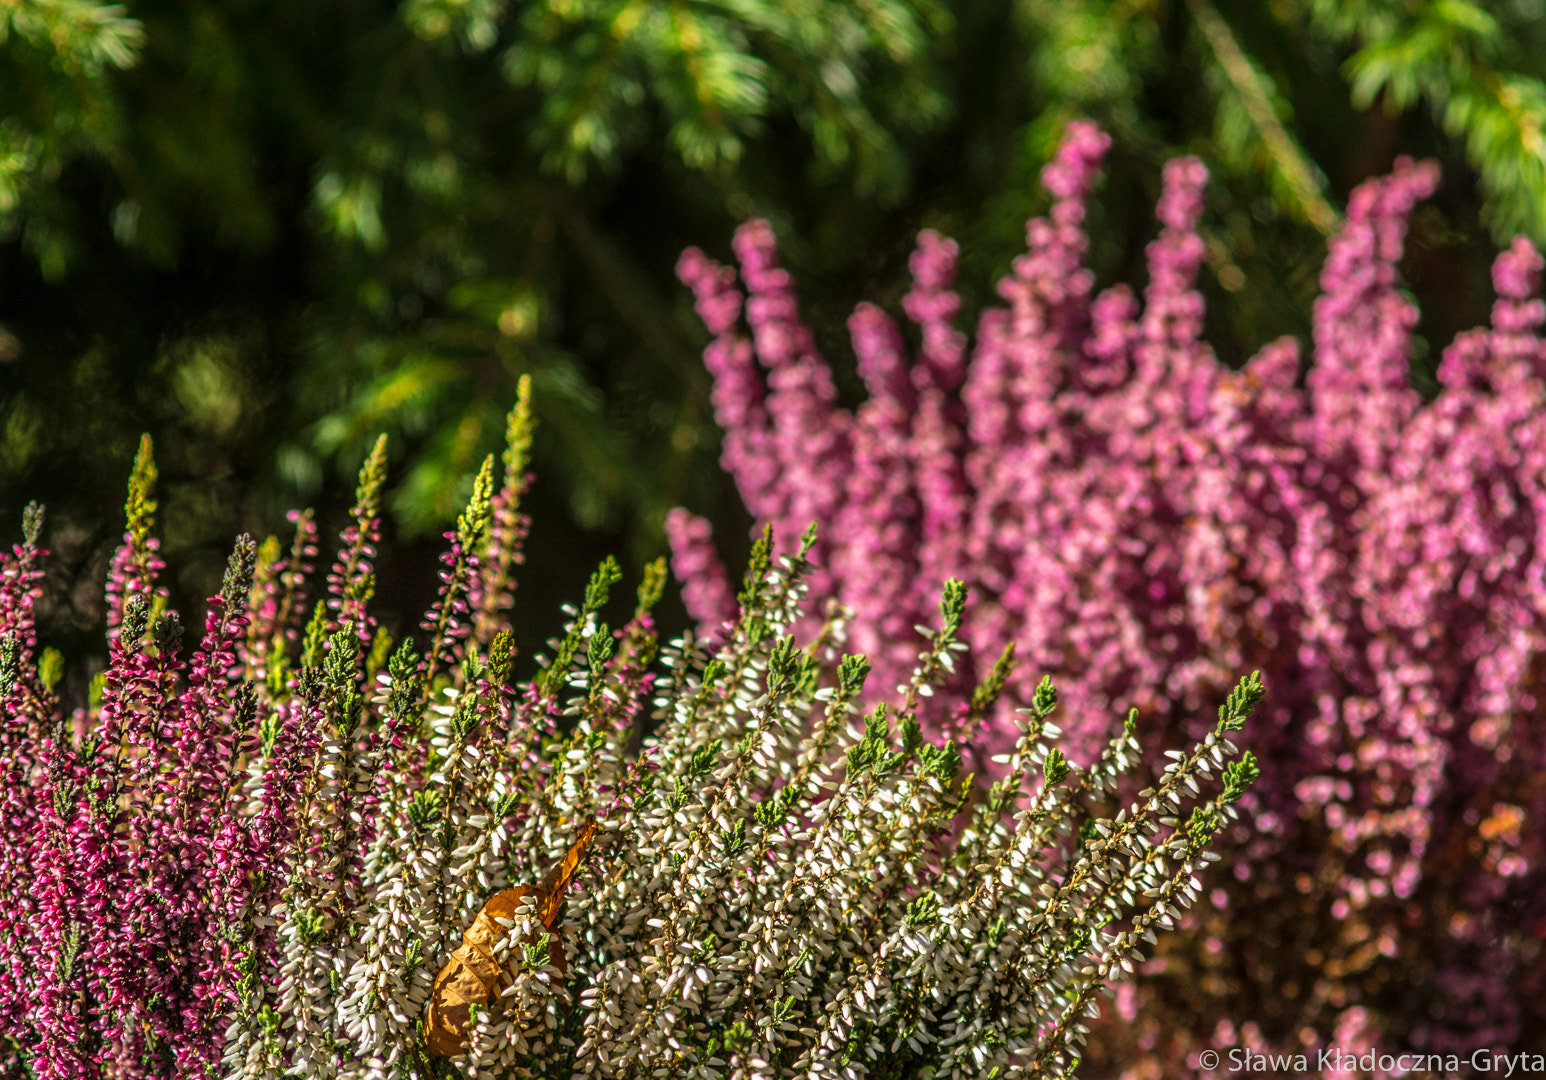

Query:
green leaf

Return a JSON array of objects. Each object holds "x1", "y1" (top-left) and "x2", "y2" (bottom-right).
[{"x1": 1042, "y1": 748, "x2": 1070, "y2": 786}]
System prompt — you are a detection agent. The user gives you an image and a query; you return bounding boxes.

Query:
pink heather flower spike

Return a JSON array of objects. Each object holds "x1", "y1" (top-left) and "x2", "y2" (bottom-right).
[
  {"x1": 732, "y1": 221, "x2": 851, "y2": 599},
  {"x1": 663, "y1": 509, "x2": 737, "y2": 644}
]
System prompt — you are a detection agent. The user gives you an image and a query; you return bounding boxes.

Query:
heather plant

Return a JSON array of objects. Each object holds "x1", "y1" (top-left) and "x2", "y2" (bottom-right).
[
  {"x1": 0, "y1": 375, "x2": 1266, "y2": 1078},
  {"x1": 668, "y1": 122, "x2": 1546, "y2": 1071}
]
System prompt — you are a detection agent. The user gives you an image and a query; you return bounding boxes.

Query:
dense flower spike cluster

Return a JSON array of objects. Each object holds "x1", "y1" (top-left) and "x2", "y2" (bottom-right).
[
  {"x1": 671, "y1": 122, "x2": 1546, "y2": 1071},
  {"x1": 0, "y1": 390, "x2": 1265, "y2": 1078}
]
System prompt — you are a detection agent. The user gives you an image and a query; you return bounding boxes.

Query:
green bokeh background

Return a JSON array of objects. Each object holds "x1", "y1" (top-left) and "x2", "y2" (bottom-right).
[{"x1": 3, "y1": 0, "x2": 1544, "y2": 701}]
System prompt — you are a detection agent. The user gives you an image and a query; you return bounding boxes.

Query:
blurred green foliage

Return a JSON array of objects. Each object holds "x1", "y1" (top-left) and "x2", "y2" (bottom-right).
[
  {"x1": 2, "y1": 0, "x2": 1545, "y2": 684},
  {"x1": 0, "y1": 1, "x2": 143, "y2": 278}
]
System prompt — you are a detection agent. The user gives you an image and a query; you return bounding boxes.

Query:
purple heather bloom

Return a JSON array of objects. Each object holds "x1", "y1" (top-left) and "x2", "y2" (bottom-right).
[{"x1": 663, "y1": 508, "x2": 737, "y2": 643}]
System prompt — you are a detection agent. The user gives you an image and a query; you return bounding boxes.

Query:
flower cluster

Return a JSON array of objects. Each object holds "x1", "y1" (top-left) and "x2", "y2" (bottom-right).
[
  {"x1": 670, "y1": 123, "x2": 1546, "y2": 1071},
  {"x1": 0, "y1": 375, "x2": 1265, "y2": 1079}
]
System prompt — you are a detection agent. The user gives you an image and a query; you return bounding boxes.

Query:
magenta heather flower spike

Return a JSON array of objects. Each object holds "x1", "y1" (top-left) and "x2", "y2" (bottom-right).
[
  {"x1": 850, "y1": 302, "x2": 913, "y2": 411},
  {"x1": 965, "y1": 121, "x2": 1109, "y2": 465},
  {"x1": 105, "y1": 435, "x2": 167, "y2": 643},
  {"x1": 242, "y1": 508, "x2": 318, "y2": 690},
  {"x1": 326, "y1": 435, "x2": 387, "y2": 647},
  {"x1": 664, "y1": 509, "x2": 736, "y2": 643},
  {"x1": 676, "y1": 246, "x2": 783, "y2": 527},
  {"x1": 903, "y1": 233, "x2": 973, "y2": 630},
  {"x1": 732, "y1": 220, "x2": 851, "y2": 590},
  {"x1": 833, "y1": 303, "x2": 924, "y2": 684},
  {"x1": 903, "y1": 230, "x2": 967, "y2": 395},
  {"x1": 0, "y1": 504, "x2": 46, "y2": 727},
  {"x1": 1307, "y1": 156, "x2": 1440, "y2": 479},
  {"x1": 1137, "y1": 156, "x2": 1216, "y2": 428}
]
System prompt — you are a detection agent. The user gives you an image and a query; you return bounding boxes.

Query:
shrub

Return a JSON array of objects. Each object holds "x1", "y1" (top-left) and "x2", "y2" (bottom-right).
[
  {"x1": 0, "y1": 381, "x2": 1264, "y2": 1079},
  {"x1": 669, "y1": 121, "x2": 1546, "y2": 1071}
]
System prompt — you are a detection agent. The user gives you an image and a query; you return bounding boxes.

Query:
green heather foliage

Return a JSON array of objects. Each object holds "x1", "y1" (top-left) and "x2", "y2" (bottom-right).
[{"x1": 0, "y1": 419, "x2": 1265, "y2": 1079}]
